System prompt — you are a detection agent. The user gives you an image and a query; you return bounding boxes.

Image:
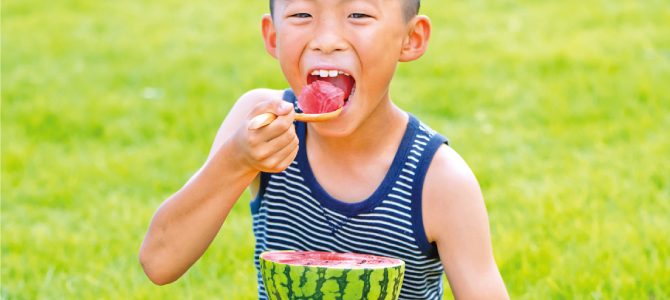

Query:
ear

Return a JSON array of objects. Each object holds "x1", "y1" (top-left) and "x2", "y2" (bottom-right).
[
  {"x1": 261, "y1": 14, "x2": 278, "y2": 59},
  {"x1": 399, "y1": 15, "x2": 431, "y2": 62}
]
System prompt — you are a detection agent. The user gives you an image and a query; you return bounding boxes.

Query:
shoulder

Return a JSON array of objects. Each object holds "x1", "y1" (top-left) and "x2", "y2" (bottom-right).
[{"x1": 422, "y1": 144, "x2": 487, "y2": 243}]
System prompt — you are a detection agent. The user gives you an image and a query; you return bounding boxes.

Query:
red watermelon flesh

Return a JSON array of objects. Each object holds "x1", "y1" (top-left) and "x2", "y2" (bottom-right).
[
  {"x1": 261, "y1": 251, "x2": 402, "y2": 269},
  {"x1": 297, "y1": 80, "x2": 346, "y2": 114}
]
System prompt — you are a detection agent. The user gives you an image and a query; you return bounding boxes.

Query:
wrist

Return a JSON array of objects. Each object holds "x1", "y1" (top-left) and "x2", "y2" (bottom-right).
[{"x1": 205, "y1": 137, "x2": 258, "y2": 181}]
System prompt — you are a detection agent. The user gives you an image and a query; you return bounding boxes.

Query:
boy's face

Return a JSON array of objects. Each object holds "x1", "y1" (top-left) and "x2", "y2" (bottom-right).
[{"x1": 263, "y1": 0, "x2": 429, "y2": 135}]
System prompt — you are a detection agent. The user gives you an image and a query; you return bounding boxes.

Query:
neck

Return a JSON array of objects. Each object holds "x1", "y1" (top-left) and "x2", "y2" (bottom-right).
[{"x1": 307, "y1": 97, "x2": 408, "y2": 160}]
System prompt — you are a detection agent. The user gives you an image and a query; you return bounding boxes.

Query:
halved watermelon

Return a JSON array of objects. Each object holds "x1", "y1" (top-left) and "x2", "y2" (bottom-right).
[{"x1": 260, "y1": 251, "x2": 405, "y2": 300}]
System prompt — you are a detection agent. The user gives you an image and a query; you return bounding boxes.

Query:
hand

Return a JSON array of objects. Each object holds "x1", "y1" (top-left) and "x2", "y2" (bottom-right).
[{"x1": 234, "y1": 99, "x2": 298, "y2": 173}]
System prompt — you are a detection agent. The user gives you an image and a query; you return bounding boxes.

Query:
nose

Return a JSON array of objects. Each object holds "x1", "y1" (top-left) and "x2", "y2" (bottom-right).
[{"x1": 308, "y1": 18, "x2": 348, "y2": 54}]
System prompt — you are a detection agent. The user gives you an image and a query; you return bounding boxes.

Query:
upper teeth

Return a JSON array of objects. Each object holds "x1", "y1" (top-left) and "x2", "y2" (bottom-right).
[{"x1": 311, "y1": 69, "x2": 350, "y2": 78}]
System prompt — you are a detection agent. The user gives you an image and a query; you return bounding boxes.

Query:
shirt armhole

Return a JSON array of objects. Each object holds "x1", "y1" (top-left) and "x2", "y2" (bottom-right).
[
  {"x1": 250, "y1": 172, "x2": 271, "y2": 214},
  {"x1": 411, "y1": 133, "x2": 449, "y2": 257},
  {"x1": 250, "y1": 88, "x2": 296, "y2": 215}
]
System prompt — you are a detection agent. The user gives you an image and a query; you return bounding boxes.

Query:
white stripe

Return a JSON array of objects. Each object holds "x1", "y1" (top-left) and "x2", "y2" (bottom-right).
[
  {"x1": 412, "y1": 144, "x2": 425, "y2": 151},
  {"x1": 263, "y1": 201, "x2": 326, "y2": 227},
  {"x1": 410, "y1": 149, "x2": 423, "y2": 157},
  {"x1": 263, "y1": 240, "x2": 303, "y2": 252},
  {"x1": 405, "y1": 268, "x2": 440, "y2": 276},
  {"x1": 399, "y1": 174, "x2": 414, "y2": 183},
  {"x1": 405, "y1": 162, "x2": 418, "y2": 169},
  {"x1": 401, "y1": 281, "x2": 429, "y2": 293},
  {"x1": 357, "y1": 212, "x2": 412, "y2": 227},
  {"x1": 392, "y1": 186, "x2": 412, "y2": 196},
  {"x1": 330, "y1": 230, "x2": 426, "y2": 260},
  {"x1": 340, "y1": 219, "x2": 414, "y2": 242},
  {"x1": 408, "y1": 156, "x2": 420, "y2": 163},
  {"x1": 265, "y1": 187, "x2": 321, "y2": 212},
  {"x1": 322, "y1": 207, "x2": 350, "y2": 222},
  {"x1": 264, "y1": 200, "x2": 327, "y2": 226},
  {"x1": 265, "y1": 186, "x2": 321, "y2": 212},
  {"x1": 335, "y1": 223, "x2": 418, "y2": 249},
  {"x1": 268, "y1": 179, "x2": 350, "y2": 220},
  {"x1": 408, "y1": 261, "x2": 444, "y2": 271},
  {"x1": 416, "y1": 140, "x2": 428, "y2": 146},
  {"x1": 388, "y1": 193, "x2": 412, "y2": 204},
  {"x1": 269, "y1": 174, "x2": 312, "y2": 194},
  {"x1": 349, "y1": 216, "x2": 414, "y2": 234},
  {"x1": 402, "y1": 168, "x2": 416, "y2": 176},
  {"x1": 416, "y1": 134, "x2": 430, "y2": 141},
  {"x1": 396, "y1": 180, "x2": 413, "y2": 190},
  {"x1": 411, "y1": 257, "x2": 443, "y2": 266},
  {"x1": 264, "y1": 210, "x2": 333, "y2": 236},
  {"x1": 268, "y1": 187, "x2": 346, "y2": 222},
  {"x1": 375, "y1": 206, "x2": 412, "y2": 219},
  {"x1": 266, "y1": 228, "x2": 346, "y2": 252},
  {"x1": 270, "y1": 232, "x2": 348, "y2": 252},
  {"x1": 381, "y1": 199, "x2": 411, "y2": 211},
  {"x1": 283, "y1": 169, "x2": 305, "y2": 182},
  {"x1": 402, "y1": 275, "x2": 429, "y2": 288},
  {"x1": 266, "y1": 186, "x2": 349, "y2": 221}
]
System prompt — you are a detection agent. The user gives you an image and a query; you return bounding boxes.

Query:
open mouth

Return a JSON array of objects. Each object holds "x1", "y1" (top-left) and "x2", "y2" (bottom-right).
[{"x1": 307, "y1": 69, "x2": 356, "y2": 103}]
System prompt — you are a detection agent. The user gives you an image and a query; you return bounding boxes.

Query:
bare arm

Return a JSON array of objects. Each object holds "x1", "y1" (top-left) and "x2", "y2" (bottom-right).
[
  {"x1": 423, "y1": 145, "x2": 509, "y2": 299},
  {"x1": 138, "y1": 89, "x2": 298, "y2": 285}
]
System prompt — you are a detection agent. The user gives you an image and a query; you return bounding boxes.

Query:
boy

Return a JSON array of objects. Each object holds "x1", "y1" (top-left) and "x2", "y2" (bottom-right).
[{"x1": 139, "y1": 0, "x2": 509, "y2": 299}]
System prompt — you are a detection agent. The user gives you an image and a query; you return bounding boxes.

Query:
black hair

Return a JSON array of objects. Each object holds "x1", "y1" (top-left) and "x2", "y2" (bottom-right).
[{"x1": 269, "y1": 0, "x2": 420, "y2": 22}]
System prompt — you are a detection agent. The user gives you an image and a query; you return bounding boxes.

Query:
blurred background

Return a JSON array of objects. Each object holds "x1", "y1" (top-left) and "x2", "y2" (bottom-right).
[{"x1": 2, "y1": 0, "x2": 669, "y2": 299}]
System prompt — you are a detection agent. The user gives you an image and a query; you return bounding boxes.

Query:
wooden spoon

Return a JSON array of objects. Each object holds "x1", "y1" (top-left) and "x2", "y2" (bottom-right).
[{"x1": 249, "y1": 108, "x2": 343, "y2": 130}]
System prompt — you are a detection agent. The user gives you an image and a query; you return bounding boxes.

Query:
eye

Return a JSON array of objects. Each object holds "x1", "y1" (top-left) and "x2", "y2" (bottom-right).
[
  {"x1": 348, "y1": 13, "x2": 372, "y2": 19},
  {"x1": 290, "y1": 13, "x2": 312, "y2": 18}
]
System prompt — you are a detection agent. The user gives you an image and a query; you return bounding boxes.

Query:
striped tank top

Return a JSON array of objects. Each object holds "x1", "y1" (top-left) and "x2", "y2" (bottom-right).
[{"x1": 251, "y1": 89, "x2": 449, "y2": 299}]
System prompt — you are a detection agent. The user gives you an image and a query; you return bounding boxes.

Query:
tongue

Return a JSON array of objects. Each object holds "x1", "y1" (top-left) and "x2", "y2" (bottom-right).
[{"x1": 298, "y1": 81, "x2": 345, "y2": 114}]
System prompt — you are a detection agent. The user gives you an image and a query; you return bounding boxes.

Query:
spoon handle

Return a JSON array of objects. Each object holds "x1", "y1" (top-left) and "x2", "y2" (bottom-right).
[{"x1": 249, "y1": 108, "x2": 343, "y2": 130}]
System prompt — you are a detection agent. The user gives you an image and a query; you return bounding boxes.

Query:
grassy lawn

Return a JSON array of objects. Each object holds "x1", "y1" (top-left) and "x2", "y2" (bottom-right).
[{"x1": 2, "y1": 0, "x2": 669, "y2": 299}]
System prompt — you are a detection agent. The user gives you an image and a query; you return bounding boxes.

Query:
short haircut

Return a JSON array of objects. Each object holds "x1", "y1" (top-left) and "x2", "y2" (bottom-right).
[{"x1": 270, "y1": 0, "x2": 420, "y2": 22}]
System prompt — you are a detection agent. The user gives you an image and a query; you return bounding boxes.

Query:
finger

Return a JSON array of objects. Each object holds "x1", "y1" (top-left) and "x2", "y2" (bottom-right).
[
  {"x1": 257, "y1": 112, "x2": 296, "y2": 142},
  {"x1": 276, "y1": 142, "x2": 300, "y2": 170},
  {"x1": 261, "y1": 133, "x2": 300, "y2": 172},
  {"x1": 264, "y1": 126, "x2": 297, "y2": 153},
  {"x1": 248, "y1": 123, "x2": 296, "y2": 161}
]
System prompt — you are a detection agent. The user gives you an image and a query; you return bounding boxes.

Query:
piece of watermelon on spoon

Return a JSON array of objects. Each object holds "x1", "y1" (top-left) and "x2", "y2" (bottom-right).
[{"x1": 249, "y1": 80, "x2": 346, "y2": 129}]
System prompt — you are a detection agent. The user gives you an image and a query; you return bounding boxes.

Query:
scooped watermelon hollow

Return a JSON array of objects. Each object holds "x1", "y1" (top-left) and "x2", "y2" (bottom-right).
[{"x1": 260, "y1": 250, "x2": 405, "y2": 300}]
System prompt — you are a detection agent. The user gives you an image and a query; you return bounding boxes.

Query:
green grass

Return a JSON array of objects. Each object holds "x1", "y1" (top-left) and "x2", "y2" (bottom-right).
[{"x1": 2, "y1": 0, "x2": 669, "y2": 299}]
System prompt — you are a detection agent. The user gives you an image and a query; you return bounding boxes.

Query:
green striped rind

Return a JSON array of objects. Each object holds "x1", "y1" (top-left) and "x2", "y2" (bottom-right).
[{"x1": 260, "y1": 254, "x2": 405, "y2": 300}]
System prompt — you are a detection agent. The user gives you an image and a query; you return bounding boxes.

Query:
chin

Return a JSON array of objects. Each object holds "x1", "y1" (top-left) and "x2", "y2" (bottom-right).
[{"x1": 308, "y1": 117, "x2": 359, "y2": 138}]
